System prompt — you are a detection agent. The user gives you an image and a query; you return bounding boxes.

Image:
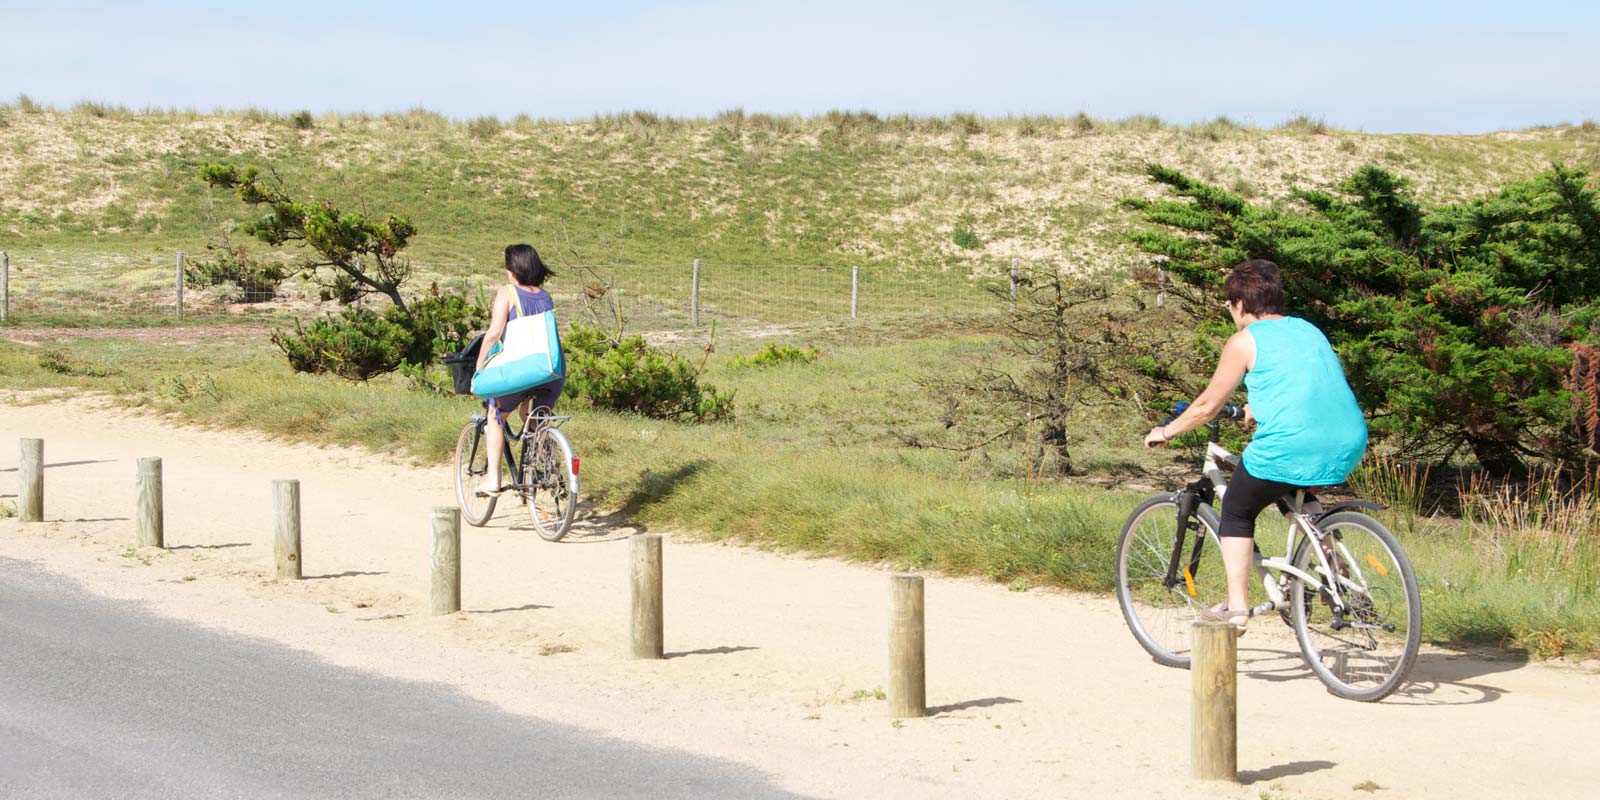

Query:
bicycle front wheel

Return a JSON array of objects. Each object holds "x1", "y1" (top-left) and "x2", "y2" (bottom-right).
[
  {"x1": 526, "y1": 427, "x2": 578, "y2": 541},
  {"x1": 1290, "y1": 511, "x2": 1421, "y2": 702},
  {"x1": 1116, "y1": 493, "x2": 1229, "y2": 668},
  {"x1": 454, "y1": 419, "x2": 501, "y2": 528}
]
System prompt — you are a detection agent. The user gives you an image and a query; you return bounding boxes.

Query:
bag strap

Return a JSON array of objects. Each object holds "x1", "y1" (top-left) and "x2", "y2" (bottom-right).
[{"x1": 507, "y1": 290, "x2": 521, "y2": 321}]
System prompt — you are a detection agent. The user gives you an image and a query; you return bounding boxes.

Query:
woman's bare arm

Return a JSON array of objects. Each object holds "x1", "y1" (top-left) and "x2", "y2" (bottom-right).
[
  {"x1": 475, "y1": 287, "x2": 511, "y2": 370},
  {"x1": 1144, "y1": 329, "x2": 1255, "y2": 447}
]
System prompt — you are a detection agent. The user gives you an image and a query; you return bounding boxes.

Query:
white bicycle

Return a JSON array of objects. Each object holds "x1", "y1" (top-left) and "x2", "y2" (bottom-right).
[{"x1": 1114, "y1": 402, "x2": 1422, "y2": 702}]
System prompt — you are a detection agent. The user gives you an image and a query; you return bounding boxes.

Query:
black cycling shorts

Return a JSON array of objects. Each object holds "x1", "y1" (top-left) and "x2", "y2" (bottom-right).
[{"x1": 1218, "y1": 465, "x2": 1316, "y2": 539}]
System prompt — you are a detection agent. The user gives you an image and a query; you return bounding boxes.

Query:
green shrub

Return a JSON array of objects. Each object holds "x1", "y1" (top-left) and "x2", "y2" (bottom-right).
[
  {"x1": 272, "y1": 306, "x2": 414, "y2": 381},
  {"x1": 400, "y1": 283, "x2": 488, "y2": 366},
  {"x1": 952, "y1": 225, "x2": 981, "y2": 249},
  {"x1": 289, "y1": 110, "x2": 314, "y2": 130},
  {"x1": 563, "y1": 321, "x2": 734, "y2": 421},
  {"x1": 731, "y1": 343, "x2": 820, "y2": 368},
  {"x1": 184, "y1": 241, "x2": 288, "y2": 301}
]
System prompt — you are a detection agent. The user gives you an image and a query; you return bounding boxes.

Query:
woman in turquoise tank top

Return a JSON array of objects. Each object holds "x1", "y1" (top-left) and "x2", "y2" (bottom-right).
[{"x1": 1141, "y1": 260, "x2": 1367, "y2": 633}]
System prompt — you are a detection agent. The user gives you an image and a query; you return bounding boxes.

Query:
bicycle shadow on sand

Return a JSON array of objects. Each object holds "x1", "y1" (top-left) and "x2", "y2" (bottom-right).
[
  {"x1": 516, "y1": 461, "x2": 713, "y2": 545},
  {"x1": 1236, "y1": 644, "x2": 1521, "y2": 705}
]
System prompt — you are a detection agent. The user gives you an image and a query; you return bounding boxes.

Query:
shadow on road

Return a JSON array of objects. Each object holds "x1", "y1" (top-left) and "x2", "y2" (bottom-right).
[
  {"x1": 168, "y1": 542, "x2": 248, "y2": 551},
  {"x1": 1237, "y1": 645, "x2": 1516, "y2": 705},
  {"x1": 469, "y1": 603, "x2": 552, "y2": 614},
  {"x1": 928, "y1": 696, "x2": 1022, "y2": 715},
  {"x1": 302, "y1": 570, "x2": 388, "y2": 580},
  {"x1": 666, "y1": 646, "x2": 760, "y2": 659},
  {"x1": 1240, "y1": 759, "x2": 1337, "y2": 784}
]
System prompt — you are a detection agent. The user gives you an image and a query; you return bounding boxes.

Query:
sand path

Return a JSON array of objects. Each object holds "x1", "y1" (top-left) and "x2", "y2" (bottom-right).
[{"x1": 2, "y1": 399, "x2": 1595, "y2": 799}]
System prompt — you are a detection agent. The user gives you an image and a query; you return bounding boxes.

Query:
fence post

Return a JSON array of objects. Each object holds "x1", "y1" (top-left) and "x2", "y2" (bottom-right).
[
  {"x1": 1009, "y1": 258, "x2": 1019, "y2": 312},
  {"x1": 273, "y1": 480, "x2": 302, "y2": 580},
  {"x1": 430, "y1": 506, "x2": 461, "y2": 615},
  {"x1": 2, "y1": 251, "x2": 10, "y2": 321},
  {"x1": 630, "y1": 533, "x2": 664, "y2": 659},
  {"x1": 18, "y1": 438, "x2": 42, "y2": 522},
  {"x1": 888, "y1": 573, "x2": 926, "y2": 718},
  {"x1": 136, "y1": 457, "x2": 164, "y2": 548},
  {"x1": 175, "y1": 252, "x2": 185, "y2": 320},
  {"x1": 850, "y1": 266, "x2": 860, "y2": 319},
  {"x1": 690, "y1": 259, "x2": 701, "y2": 327},
  {"x1": 1191, "y1": 622, "x2": 1238, "y2": 782},
  {"x1": 1155, "y1": 255, "x2": 1168, "y2": 309}
]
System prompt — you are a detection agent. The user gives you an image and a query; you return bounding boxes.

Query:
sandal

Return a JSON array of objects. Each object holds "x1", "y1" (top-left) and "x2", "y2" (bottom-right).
[
  {"x1": 1198, "y1": 605, "x2": 1250, "y2": 636},
  {"x1": 473, "y1": 482, "x2": 507, "y2": 498}
]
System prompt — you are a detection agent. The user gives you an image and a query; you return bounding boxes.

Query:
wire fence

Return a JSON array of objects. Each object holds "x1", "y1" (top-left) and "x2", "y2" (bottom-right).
[{"x1": 0, "y1": 251, "x2": 1020, "y2": 332}]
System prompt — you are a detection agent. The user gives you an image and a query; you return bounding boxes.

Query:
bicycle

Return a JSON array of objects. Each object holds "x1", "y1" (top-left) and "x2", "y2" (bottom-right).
[
  {"x1": 1114, "y1": 402, "x2": 1422, "y2": 702},
  {"x1": 453, "y1": 408, "x2": 579, "y2": 541}
]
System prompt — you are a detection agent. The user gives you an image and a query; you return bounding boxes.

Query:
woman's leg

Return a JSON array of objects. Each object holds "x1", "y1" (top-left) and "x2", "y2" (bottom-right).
[
  {"x1": 477, "y1": 400, "x2": 508, "y2": 495},
  {"x1": 1217, "y1": 467, "x2": 1299, "y2": 626}
]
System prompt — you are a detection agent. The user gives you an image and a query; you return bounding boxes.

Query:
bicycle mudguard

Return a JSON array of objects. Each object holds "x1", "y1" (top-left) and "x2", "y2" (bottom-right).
[{"x1": 1316, "y1": 500, "x2": 1387, "y2": 520}]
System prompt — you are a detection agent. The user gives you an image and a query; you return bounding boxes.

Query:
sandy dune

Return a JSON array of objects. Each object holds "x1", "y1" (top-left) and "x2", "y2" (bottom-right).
[{"x1": 2, "y1": 399, "x2": 1596, "y2": 799}]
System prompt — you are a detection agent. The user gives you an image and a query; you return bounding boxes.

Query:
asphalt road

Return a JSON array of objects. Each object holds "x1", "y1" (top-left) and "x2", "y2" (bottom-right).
[{"x1": 0, "y1": 557, "x2": 805, "y2": 800}]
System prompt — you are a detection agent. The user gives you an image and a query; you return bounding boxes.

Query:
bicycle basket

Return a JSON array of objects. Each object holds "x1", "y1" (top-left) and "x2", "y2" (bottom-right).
[{"x1": 442, "y1": 334, "x2": 485, "y2": 396}]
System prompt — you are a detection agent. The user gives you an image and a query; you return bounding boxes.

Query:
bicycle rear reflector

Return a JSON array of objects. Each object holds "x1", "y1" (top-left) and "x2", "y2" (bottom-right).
[{"x1": 571, "y1": 457, "x2": 580, "y2": 475}]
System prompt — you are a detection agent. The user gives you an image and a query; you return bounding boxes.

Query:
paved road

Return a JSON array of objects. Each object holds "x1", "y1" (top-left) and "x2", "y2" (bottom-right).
[{"x1": 0, "y1": 557, "x2": 805, "y2": 800}]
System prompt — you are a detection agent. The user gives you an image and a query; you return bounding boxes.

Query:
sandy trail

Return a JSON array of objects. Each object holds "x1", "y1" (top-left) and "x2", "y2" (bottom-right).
[{"x1": 1, "y1": 399, "x2": 1595, "y2": 799}]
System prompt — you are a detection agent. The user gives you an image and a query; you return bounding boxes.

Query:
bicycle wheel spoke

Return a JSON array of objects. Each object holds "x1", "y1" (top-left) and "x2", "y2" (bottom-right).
[{"x1": 1117, "y1": 495, "x2": 1228, "y2": 667}]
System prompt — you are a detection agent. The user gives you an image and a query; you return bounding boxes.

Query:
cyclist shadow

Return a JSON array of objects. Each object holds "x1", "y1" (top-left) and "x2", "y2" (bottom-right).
[
  {"x1": 1236, "y1": 645, "x2": 1518, "y2": 705},
  {"x1": 529, "y1": 461, "x2": 712, "y2": 545}
]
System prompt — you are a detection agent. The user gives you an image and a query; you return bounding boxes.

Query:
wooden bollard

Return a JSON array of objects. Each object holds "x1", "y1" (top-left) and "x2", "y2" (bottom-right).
[
  {"x1": 18, "y1": 438, "x2": 43, "y2": 522},
  {"x1": 629, "y1": 533, "x2": 663, "y2": 659},
  {"x1": 273, "y1": 480, "x2": 302, "y2": 580},
  {"x1": 136, "y1": 457, "x2": 164, "y2": 548},
  {"x1": 430, "y1": 506, "x2": 460, "y2": 615},
  {"x1": 1192, "y1": 621, "x2": 1239, "y2": 782},
  {"x1": 888, "y1": 573, "x2": 926, "y2": 718}
]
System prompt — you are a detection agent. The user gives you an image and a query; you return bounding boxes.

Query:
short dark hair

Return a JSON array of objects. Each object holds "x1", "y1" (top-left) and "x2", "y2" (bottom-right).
[
  {"x1": 504, "y1": 244, "x2": 554, "y2": 287},
  {"x1": 1224, "y1": 259, "x2": 1284, "y2": 316}
]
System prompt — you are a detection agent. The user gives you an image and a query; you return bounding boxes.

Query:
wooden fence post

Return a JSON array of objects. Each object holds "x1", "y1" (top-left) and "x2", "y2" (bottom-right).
[
  {"x1": 630, "y1": 533, "x2": 664, "y2": 659},
  {"x1": 430, "y1": 506, "x2": 460, "y2": 614},
  {"x1": 888, "y1": 573, "x2": 926, "y2": 718},
  {"x1": 175, "y1": 252, "x2": 185, "y2": 320},
  {"x1": 273, "y1": 480, "x2": 302, "y2": 580},
  {"x1": 1010, "y1": 258, "x2": 1019, "y2": 312},
  {"x1": 136, "y1": 457, "x2": 164, "y2": 548},
  {"x1": 1192, "y1": 621, "x2": 1239, "y2": 782},
  {"x1": 2, "y1": 251, "x2": 10, "y2": 321},
  {"x1": 690, "y1": 259, "x2": 701, "y2": 327},
  {"x1": 18, "y1": 438, "x2": 42, "y2": 522},
  {"x1": 851, "y1": 265, "x2": 860, "y2": 319}
]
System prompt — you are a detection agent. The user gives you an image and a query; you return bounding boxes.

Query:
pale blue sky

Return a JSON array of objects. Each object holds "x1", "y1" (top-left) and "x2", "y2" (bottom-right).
[{"x1": 3, "y1": 0, "x2": 1596, "y2": 133}]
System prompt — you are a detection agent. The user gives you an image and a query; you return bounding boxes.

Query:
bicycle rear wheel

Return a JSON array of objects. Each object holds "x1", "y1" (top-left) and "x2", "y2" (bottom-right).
[
  {"x1": 1115, "y1": 493, "x2": 1229, "y2": 668},
  {"x1": 526, "y1": 427, "x2": 578, "y2": 541},
  {"x1": 454, "y1": 419, "x2": 502, "y2": 527},
  {"x1": 1289, "y1": 511, "x2": 1421, "y2": 701}
]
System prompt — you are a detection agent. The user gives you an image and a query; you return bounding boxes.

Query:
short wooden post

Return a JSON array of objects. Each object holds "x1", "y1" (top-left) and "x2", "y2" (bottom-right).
[
  {"x1": 1009, "y1": 258, "x2": 1019, "y2": 311},
  {"x1": 850, "y1": 265, "x2": 860, "y2": 319},
  {"x1": 136, "y1": 457, "x2": 164, "y2": 548},
  {"x1": 888, "y1": 573, "x2": 926, "y2": 718},
  {"x1": 175, "y1": 252, "x2": 185, "y2": 320},
  {"x1": 430, "y1": 506, "x2": 460, "y2": 615},
  {"x1": 273, "y1": 480, "x2": 302, "y2": 580},
  {"x1": 2, "y1": 251, "x2": 10, "y2": 321},
  {"x1": 18, "y1": 438, "x2": 42, "y2": 522},
  {"x1": 1155, "y1": 255, "x2": 1169, "y2": 309},
  {"x1": 690, "y1": 259, "x2": 701, "y2": 327},
  {"x1": 1191, "y1": 621, "x2": 1238, "y2": 782},
  {"x1": 630, "y1": 533, "x2": 664, "y2": 659}
]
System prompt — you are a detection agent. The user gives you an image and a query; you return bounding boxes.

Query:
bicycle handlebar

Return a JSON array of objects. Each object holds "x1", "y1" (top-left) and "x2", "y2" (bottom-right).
[{"x1": 1156, "y1": 401, "x2": 1245, "y2": 428}]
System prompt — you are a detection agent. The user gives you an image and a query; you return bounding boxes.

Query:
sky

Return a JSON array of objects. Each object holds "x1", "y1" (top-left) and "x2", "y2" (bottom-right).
[{"x1": 2, "y1": 0, "x2": 1597, "y2": 134}]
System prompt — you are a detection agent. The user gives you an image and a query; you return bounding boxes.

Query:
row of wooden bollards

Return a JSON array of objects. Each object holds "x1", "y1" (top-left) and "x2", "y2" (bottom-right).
[{"x1": 12, "y1": 438, "x2": 1241, "y2": 782}]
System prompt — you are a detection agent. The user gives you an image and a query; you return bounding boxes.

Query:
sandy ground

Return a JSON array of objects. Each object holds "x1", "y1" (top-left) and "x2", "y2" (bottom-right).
[{"x1": 2, "y1": 399, "x2": 1597, "y2": 800}]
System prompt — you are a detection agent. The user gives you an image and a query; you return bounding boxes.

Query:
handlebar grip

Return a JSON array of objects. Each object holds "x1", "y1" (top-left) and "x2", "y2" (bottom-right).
[{"x1": 1218, "y1": 403, "x2": 1245, "y2": 420}]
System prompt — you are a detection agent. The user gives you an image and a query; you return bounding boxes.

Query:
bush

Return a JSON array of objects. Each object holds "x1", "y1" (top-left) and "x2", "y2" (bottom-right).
[
  {"x1": 272, "y1": 306, "x2": 414, "y2": 381},
  {"x1": 731, "y1": 343, "x2": 819, "y2": 368},
  {"x1": 400, "y1": 283, "x2": 488, "y2": 366},
  {"x1": 563, "y1": 321, "x2": 734, "y2": 421},
  {"x1": 289, "y1": 110, "x2": 314, "y2": 130},
  {"x1": 1125, "y1": 163, "x2": 1600, "y2": 473},
  {"x1": 184, "y1": 241, "x2": 287, "y2": 301}
]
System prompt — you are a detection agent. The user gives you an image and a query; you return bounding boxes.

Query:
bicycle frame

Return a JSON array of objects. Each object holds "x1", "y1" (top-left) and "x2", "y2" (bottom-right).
[
  {"x1": 465, "y1": 412, "x2": 571, "y2": 494},
  {"x1": 1168, "y1": 433, "x2": 1371, "y2": 621}
]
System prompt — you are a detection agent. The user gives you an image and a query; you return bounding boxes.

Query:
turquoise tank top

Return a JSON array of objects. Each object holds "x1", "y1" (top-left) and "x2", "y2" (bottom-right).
[{"x1": 1241, "y1": 317, "x2": 1367, "y2": 486}]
